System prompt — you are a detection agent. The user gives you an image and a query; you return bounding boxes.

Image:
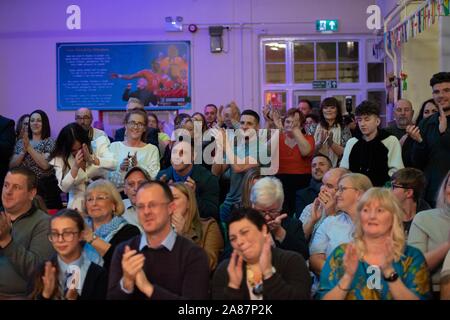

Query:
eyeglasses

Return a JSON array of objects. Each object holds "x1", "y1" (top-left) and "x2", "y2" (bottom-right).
[
  {"x1": 336, "y1": 186, "x2": 358, "y2": 193},
  {"x1": 75, "y1": 116, "x2": 91, "y2": 121},
  {"x1": 136, "y1": 201, "x2": 170, "y2": 211},
  {"x1": 86, "y1": 195, "x2": 110, "y2": 203},
  {"x1": 323, "y1": 183, "x2": 339, "y2": 191},
  {"x1": 255, "y1": 208, "x2": 280, "y2": 218},
  {"x1": 127, "y1": 121, "x2": 146, "y2": 129},
  {"x1": 391, "y1": 184, "x2": 410, "y2": 190},
  {"x1": 48, "y1": 231, "x2": 79, "y2": 242}
]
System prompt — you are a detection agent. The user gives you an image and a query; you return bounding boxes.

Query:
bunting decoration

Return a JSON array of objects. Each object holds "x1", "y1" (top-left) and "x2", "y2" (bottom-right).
[{"x1": 384, "y1": 0, "x2": 445, "y2": 49}]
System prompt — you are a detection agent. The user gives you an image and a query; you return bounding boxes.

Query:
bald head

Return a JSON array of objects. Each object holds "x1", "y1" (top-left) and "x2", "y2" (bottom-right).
[
  {"x1": 393, "y1": 99, "x2": 414, "y2": 129},
  {"x1": 75, "y1": 108, "x2": 93, "y2": 130}
]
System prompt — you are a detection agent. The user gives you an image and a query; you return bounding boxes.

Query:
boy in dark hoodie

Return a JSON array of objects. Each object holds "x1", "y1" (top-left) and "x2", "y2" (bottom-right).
[{"x1": 340, "y1": 100, "x2": 404, "y2": 186}]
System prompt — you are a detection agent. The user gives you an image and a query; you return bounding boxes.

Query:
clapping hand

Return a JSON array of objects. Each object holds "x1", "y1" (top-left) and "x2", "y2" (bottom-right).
[
  {"x1": 42, "y1": 261, "x2": 57, "y2": 299},
  {"x1": 121, "y1": 245, "x2": 145, "y2": 292},
  {"x1": 343, "y1": 243, "x2": 359, "y2": 278},
  {"x1": 259, "y1": 233, "x2": 274, "y2": 279},
  {"x1": 171, "y1": 211, "x2": 186, "y2": 234},
  {"x1": 406, "y1": 125, "x2": 423, "y2": 143},
  {"x1": 227, "y1": 250, "x2": 244, "y2": 290},
  {"x1": 185, "y1": 176, "x2": 196, "y2": 192}
]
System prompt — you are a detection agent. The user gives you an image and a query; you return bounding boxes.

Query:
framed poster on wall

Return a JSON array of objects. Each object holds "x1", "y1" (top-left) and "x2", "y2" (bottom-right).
[{"x1": 57, "y1": 41, "x2": 191, "y2": 110}]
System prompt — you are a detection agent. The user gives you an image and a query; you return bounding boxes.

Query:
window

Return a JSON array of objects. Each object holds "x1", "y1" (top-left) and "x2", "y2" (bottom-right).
[{"x1": 264, "y1": 42, "x2": 286, "y2": 83}]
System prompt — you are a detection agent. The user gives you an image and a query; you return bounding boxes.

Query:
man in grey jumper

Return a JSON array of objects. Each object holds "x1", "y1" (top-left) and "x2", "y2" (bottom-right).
[{"x1": 0, "y1": 167, "x2": 54, "y2": 299}]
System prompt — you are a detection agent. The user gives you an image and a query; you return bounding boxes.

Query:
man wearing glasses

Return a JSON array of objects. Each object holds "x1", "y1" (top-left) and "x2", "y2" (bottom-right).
[
  {"x1": 107, "y1": 181, "x2": 210, "y2": 300},
  {"x1": 0, "y1": 167, "x2": 54, "y2": 299},
  {"x1": 75, "y1": 108, "x2": 109, "y2": 142},
  {"x1": 390, "y1": 168, "x2": 430, "y2": 235},
  {"x1": 250, "y1": 176, "x2": 309, "y2": 260}
]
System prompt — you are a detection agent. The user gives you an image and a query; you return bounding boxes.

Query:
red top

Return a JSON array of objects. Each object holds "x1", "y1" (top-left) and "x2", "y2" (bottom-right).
[{"x1": 277, "y1": 133, "x2": 315, "y2": 174}]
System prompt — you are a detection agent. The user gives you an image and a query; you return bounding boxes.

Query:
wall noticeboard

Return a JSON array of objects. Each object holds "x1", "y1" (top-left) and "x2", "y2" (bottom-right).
[{"x1": 57, "y1": 41, "x2": 191, "y2": 111}]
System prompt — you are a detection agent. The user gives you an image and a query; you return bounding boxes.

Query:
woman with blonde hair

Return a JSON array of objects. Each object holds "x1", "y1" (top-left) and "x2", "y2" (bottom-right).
[
  {"x1": 318, "y1": 187, "x2": 431, "y2": 300},
  {"x1": 82, "y1": 179, "x2": 140, "y2": 271},
  {"x1": 169, "y1": 182, "x2": 224, "y2": 271}
]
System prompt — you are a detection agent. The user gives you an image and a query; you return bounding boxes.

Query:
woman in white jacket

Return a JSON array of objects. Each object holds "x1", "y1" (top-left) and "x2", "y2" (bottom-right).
[
  {"x1": 49, "y1": 123, "x2": 116, "y2": 212},
  {"x1": 108, "y1": 109, "x2": 160, "y2": 192}
]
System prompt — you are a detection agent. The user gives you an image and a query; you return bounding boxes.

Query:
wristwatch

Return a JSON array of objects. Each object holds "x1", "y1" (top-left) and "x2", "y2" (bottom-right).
[
  {"x1": 88, "y1": 234, "x2": 97, "y2": 244},
  {"x1": 383, "y1": 270, "x2": 399, "y2": 282}
]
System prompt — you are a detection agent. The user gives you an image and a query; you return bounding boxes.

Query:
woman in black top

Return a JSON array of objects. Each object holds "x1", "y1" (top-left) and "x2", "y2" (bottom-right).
[{"x1": 212, "y1": 208, "x2": 311, "y2": 300}]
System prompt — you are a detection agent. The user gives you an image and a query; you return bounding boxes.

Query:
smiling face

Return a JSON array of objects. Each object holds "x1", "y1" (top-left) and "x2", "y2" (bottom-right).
[
  {"x1": 1, "y1": 172, "x2": 36, "y2": 215},
  {"x1": 322, "y1": 105, "x2": 338, "y2": 122},
  {"x1": 422, "y1": 102, "x2": 438, "y2": 119},
  {"x1": 311, "y1": 156, "x2": 331, "y2": 181},
  {"x1": 229, "y1": 218, "x2": 266, "y2": 264},
  {"x1": 432, "y1": 82, "x2": 450, "y2": 114},
  {"x1": 336, "y1": 177, "x2": 361, "y2": 213},
  {"x1": 360, "y1": 199, "x2": 394, "y2": 239},
  {"x1": 85, "y1": 190, "x2": 115, "y2": 224},
  {"x1": 136, "y1": 184, "x2": 174, "y2": 236},
  {"x1": 125, "y1": 113, "x2": 146, "y2": 141},
  {"x1": 29, "y1": 113, "x2": 43, "y2": 136},
  {"x1": 50, "y1": 217, "x2": 82, "y2": 261}
]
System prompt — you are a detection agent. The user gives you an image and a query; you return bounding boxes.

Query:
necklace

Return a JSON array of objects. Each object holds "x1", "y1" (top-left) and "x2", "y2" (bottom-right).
[{"x1": 246, "y1": 265, "x2": 263, "y2": 296}]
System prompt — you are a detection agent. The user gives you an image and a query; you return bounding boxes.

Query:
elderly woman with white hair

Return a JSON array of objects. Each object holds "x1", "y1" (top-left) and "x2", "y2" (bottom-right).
[
  {"x1": 318, "y1": 188, "x2": 431, "y2": 300},
  {"x1": 250, "y1": 176, "x2": 309, "y2": 260},
  {"x1": 408, "y1": 170, "x2": 450, "y2": 297}
]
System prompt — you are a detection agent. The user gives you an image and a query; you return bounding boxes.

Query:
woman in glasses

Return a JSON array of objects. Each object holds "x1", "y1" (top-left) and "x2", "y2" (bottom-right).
[
  {"x1": 318, "y1": 188, "x2": 431, "y2": 300},
  {"x1": 82, "y1": 179, "x2": 140, "y2": 271},
  {"x1": 108, "y1": 109, "x2": 160, "y2": 191},
  {"x1": 309, "y1": 173, "x2": 372, "y2": 277},
  {"x1": 212, "y1": 207, "x2": 311, "y2": 300},
  {"x1": 314, "y1": 97, "x2": 352, "y2": 167},
  {"x1": 29, "y1": 209, "x2": 108, "y2": 300}
]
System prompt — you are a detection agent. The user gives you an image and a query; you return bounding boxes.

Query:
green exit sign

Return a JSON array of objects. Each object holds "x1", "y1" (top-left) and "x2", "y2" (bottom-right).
[{"x1": 316, "y1": 19, "x2": 338, "y2": 32}]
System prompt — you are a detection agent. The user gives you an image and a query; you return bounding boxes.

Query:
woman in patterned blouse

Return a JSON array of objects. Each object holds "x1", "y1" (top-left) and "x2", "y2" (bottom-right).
[
  {"x1": 10, "y1": 109, "x2": 62, "y2": 209},
  {"x1": 317, "y1": 187, "x2": 432, "y2": 300}
]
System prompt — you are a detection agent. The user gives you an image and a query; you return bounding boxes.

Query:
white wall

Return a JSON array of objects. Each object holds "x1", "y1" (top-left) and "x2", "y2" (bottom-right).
[{"x1": 0, "y1": 0, "x2": 376, "y2": 137}]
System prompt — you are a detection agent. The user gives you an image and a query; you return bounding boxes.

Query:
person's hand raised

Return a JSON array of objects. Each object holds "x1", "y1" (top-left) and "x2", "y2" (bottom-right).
[
  {"x1": 42, "y1": 261, "x2": 57, "y2": 299},
  {"x1": 343, "y1": 243, "x2": 359, "y2": 278},
  {"x1": 227, "y1": 250, "x2": 244, "y2": 290}
]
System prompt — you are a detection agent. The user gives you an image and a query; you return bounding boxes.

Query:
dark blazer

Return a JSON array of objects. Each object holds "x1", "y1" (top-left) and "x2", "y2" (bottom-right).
[
  {"x1": 114, "y1": 127, "x2": 159, "y2": 149},
  {"x1": 0, "y1": 115, "x2": 15, "y2": 201},
  {"x1": 156, "y1": 165, "x2": 220, "y2": 222},
  {"x1": 212, "y1": 247, "x2": 311, "y2": 300},
  {"x1": 31, "y1": 255, "x2": 108, "y2": 300},
  {"x1": 278, "y1": 217, "x2": 309, "y2": 260}
]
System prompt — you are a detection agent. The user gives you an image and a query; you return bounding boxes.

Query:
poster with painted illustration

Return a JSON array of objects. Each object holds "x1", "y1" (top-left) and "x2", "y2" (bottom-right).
[{"x1": 57, "y1": 41, "x2": 191, "y2": 110}]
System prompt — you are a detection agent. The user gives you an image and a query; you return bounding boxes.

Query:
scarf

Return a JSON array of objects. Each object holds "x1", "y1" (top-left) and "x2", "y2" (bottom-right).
[{"x1": 83, "y1": 216, "x2": 128, "y2": 266}]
